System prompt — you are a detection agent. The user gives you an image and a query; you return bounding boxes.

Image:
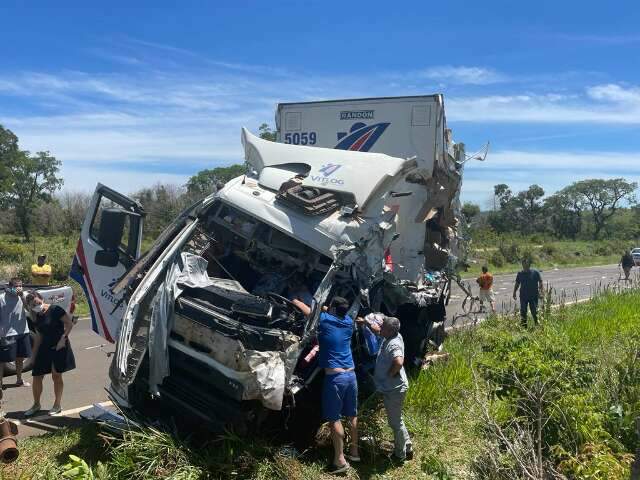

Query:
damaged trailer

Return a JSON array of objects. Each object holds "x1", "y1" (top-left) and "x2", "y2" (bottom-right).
[{"x1": 72, "y1": 107, "x2": 465, "y2": 435}]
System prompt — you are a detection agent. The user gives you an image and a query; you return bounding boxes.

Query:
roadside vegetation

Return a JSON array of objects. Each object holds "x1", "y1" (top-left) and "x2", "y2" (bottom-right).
[
  {"x1": 3, "y1": 284, "x2": 638, "y2": 480},
  {"x1": 461, "y1": 181, "x2": 639, "y2": 277}
]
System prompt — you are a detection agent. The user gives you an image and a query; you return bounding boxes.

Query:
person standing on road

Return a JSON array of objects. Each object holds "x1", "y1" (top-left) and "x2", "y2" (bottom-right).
[
  {"x1": 0, "y1": 278, "x2": 32, "y2": 392},
  {"x1": 359, "y1": 315, "x2": 413, "y2": 462},
  {"x1": 620, "y1": 250, "x2": 634, "y2": 281},
  {"x1": 23, "y1": 291, "x2": 75, "y2": 417},
  {"x1": 476, "y1": 266, "x2": 496, "y2": 313},
  {"x1": 31, "y1": 254, "x2": 52, "y2": 286},
  {"x1": 513, "y1": 259, "x2": 543, "y2": 327},
  {"x1": 292, "y1": 296, "x2": 359, "y2": 475}
]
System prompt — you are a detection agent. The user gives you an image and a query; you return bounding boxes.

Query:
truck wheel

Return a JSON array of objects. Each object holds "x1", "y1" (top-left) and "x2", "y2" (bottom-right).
[{"x1": 1, "y1": 333, "x2": 36, "y2": 378}]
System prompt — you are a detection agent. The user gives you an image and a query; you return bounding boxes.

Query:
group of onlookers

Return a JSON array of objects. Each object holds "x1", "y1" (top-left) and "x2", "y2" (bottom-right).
[
  {"x1": 292, "y1": 296, "x2": 412, "y2": 474},
  {"x1": 0, "y1": 255, "x2": 76, "y2": 418},
  {"x1": 477, "y1": 259, "x2": 544, "y2": 326}
]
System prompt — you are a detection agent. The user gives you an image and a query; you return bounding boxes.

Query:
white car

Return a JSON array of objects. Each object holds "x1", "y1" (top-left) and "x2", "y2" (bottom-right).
[{"x1": 632, "y1": 248, "x2": 640, "y2": 266}]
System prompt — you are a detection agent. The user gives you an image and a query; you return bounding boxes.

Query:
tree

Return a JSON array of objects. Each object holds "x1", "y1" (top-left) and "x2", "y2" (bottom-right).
[
  {"x1": 461, "y1": 202, "x2": 481, "y2": 224},
  {"x1": 565, "y1": 178, "x2": 637, "y2": 239},
  {"x1": 258, "y1": 123, "x2": 277, "y2": 141},
  {"x1": 185, "y1": 164, "x2": 246, "y2": 200},
  {"x1": 487, "y1": 184, "x2": 546, "y2": 235},
  {"x1": 0, "y1": 125, "x2": 20, "y2": 193},
  {"x1": 0, "y1": 150, "x2": 63, "y2": 240},
  {"x1": 132, "y1": 183, "x2": 189, "y2": 238},
  {"x1": 543, "y1": 190, "x2": 582, "y2": 239},
  {"x1": 59, "y1": 191, "x2": 92, "y2": 235},
  {"x1": 515, "y1": 184, "x2": 545, "y2": 235},
  {"x1": 493, "y1": 184, "x2": 513, "y2": 209}
]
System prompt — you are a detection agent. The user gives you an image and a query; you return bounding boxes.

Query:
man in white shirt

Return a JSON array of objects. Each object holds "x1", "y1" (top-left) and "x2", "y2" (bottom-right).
[{"x1": 0, "y1": 277, "x2": 32, "y2": 392}]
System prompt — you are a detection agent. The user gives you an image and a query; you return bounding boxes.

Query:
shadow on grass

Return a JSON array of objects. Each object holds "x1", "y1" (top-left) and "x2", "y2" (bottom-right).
[{"x1": 53, "y1": 422, "x2": 109, "y2": 467}]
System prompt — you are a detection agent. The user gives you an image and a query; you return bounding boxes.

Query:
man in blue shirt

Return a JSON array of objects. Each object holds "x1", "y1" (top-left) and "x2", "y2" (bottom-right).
[
  {"x1": 513, "y1": 259, "x2": 543, "y2": 327},
  {"x1": 293, "y1": 295, "x2": 359, "y2": 474}
]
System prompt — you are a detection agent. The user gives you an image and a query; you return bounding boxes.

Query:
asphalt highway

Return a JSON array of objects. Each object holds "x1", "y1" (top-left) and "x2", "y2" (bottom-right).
[
  {"x1": 0, "y1": 263, "x2": 626, "y2": 437},
  {"x1": 447, "y1": 263, "x2": 625, "y2": 323}
]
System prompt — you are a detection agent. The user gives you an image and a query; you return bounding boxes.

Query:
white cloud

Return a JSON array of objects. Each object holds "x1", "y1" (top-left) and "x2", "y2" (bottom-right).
[
  {"x1": 586, "y1": 83, "x2": 640, "y2": 103},
  {"x1": 2, "y1": 39, "x2": 640, "y2": 202},
  {"x1": 461, "y1": 149, "x2": 640, "y2": 203},
  {"x1": 419, "y1": 65, "x2": 506, "y2": 85},
  {"x1": 448, "y1": 88, "x2": 640, "y2": 124},
  {"x1": 480, "y1": 149, "x2": 640, "y2": 171}
]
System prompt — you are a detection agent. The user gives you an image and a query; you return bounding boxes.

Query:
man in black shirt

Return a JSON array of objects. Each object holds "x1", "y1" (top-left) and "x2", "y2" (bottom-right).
[
  {"x1": 513, "y1": 259, "x2": 543, "y2": 327},
  {"x1": 620, "y1": 251, "x2": 634, "y2": 281}
]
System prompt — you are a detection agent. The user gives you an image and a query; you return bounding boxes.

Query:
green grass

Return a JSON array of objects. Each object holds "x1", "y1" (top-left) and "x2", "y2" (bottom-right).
[{"x1": 0, "y1": 424, "x2": 108, "y2": 480}]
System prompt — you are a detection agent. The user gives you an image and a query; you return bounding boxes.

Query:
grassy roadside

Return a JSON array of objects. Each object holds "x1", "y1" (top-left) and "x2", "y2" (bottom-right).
[
  {"x1": 3, "y1": 285, "x2": 639, "y2": 479},
  {"x1": 466, "y1": 238, "x2": 626, "y2": 277}
]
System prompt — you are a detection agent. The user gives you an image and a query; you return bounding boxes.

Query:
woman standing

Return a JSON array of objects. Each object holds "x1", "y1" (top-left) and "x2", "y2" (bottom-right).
[{"x1": 23, "y1": 292, "x2": 75, "y2": 416}]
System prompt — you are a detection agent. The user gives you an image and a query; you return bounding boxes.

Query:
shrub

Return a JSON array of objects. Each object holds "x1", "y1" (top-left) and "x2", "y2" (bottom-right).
[
  {"x1": 499, "y1": 242, "x2": 520, "y2": 264},
  {"x1": 490, "y1": 251, "x2": 505, "y2": 268},
  {"x1": 541, "y1": 243, "x2": 556, "y2": 257},
  {"x1": 556, "y1": 443, "x2": 634, "y2": 480},
  {"x1": 0, "y1": 241, "x2": 27, "y2": 262}
]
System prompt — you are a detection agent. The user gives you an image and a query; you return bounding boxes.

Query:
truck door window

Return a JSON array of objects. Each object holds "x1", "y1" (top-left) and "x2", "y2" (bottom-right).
[{"x1": 90, "y1": 195, "x2": 138, "y2": 262}]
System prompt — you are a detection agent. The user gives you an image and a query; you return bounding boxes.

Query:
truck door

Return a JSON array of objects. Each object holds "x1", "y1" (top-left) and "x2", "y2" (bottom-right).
[{"x1": 70, "y1": 184, "x2": 145, "y2": 342}]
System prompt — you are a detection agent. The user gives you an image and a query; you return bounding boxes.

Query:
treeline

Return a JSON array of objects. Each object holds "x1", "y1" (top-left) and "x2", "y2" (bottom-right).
[
  {"x1": 0, "y1": 123, "x2": 276, "y2": 241},
  {"x1": 463, "y1": 179, "x2": 639, "y2": 241},
  {"x1": 0, "y1": 168, "x2": 246, "y2": 241}
]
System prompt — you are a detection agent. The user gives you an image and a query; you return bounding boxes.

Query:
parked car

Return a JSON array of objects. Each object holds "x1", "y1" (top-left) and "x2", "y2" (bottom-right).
[{"x1": 632, "y1": 247, "x2": 640, "y2": 266}]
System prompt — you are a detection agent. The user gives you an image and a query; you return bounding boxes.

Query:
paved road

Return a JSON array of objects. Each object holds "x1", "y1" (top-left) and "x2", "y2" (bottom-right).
[
  {"x1": 0, "y1": 318, "x2": 112, "y2": 438},
  {"x1": 0, "y1": 263, "x2": 626, "y2": 437},
  {"x1": 446, "y1": 263, "x2": 624, "y2": 323}
]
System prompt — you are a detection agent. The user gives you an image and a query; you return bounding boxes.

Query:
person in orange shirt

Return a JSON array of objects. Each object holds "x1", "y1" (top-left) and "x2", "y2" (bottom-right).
[
  {"x1": 31, "y1": 255, "x2": 52, "y2": 286},
  {"x1": 476, "y1": 266, "x2": 496, "y2": 313}
]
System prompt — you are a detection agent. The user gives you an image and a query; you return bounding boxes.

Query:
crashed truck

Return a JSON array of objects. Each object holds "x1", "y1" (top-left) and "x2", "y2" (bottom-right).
[{"x1": 71, "y1": 94, "x2": 466, "y2": 434}]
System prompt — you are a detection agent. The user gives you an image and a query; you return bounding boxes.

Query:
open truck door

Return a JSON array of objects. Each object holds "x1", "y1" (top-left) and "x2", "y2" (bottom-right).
[{"x1": 71, "y1": 184, "x2": 145, "y2": 343}]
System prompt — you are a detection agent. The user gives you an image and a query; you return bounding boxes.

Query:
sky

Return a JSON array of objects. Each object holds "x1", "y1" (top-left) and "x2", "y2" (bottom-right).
[{"x1": 1, "y1": 0, "x2": 639, "y2": 207}]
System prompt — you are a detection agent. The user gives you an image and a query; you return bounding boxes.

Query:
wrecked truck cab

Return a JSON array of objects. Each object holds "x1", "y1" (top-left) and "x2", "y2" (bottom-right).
[{"x1": 77, "y1": 129, "x2": 450, "y2": 434}]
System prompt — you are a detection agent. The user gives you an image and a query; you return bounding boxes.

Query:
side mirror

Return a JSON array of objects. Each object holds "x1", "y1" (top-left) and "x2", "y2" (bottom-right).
[
  {"x1": 94, "y1": 208, "x2": 127, "y2": 267},
  {"x1": 95, "y1": 250, "x2": 120, "y2": 267},
  {"x1": 98, "y1": 208, "x2": 127, "y2": 250}
]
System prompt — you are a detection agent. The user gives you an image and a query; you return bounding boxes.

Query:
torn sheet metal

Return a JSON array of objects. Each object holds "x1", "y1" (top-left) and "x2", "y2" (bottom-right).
[
  {"x1": 148, "y1": 251, "x2": 297, "y2": 410},
  {"x1": 241, "y1": 127, "x2": 410, "y2": 209},
  {"x1": 148, "y1": 252, "x2": 212, "y2": 395}
]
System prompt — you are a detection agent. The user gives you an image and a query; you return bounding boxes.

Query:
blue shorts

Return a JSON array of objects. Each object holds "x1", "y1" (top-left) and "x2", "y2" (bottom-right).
[{"x1": 322, "y1": 371, "x2": 358, "y2": 421}]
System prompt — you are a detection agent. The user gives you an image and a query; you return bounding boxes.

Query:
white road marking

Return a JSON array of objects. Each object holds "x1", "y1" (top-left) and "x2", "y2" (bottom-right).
[
  {"x1": 446, "y1": 295, "x2": 594, "y2": 332},
  {"x1": 10, "y1": 401, "x2": 113, "y2": 426}
]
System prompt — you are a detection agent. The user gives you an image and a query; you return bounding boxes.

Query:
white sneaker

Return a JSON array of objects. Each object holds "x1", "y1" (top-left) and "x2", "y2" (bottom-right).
[
  {"x1": 48, "y1": 406, "x2": 62, "y2": 416},
  {"x1": 24, "y1": 403, "x2": 41, "y2": 417}
]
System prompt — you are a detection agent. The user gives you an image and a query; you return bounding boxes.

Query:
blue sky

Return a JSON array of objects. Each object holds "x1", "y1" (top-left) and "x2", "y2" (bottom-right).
[{"x1": 1, "y1": 0, "x2": 639, "y2": 206}]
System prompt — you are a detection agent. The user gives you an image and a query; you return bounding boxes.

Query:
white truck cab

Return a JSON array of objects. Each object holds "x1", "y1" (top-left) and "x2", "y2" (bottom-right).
[{"x1": 75, "y1": 96, "x2": 464, "y2": 435}]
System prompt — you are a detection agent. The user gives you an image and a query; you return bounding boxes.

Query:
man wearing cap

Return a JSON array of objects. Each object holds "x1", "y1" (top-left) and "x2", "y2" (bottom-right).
[{"x1": 31, "y1": 255, "x2": 52, "y2": 286}]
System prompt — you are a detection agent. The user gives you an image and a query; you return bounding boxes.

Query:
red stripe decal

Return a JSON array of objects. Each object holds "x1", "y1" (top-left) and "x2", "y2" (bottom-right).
[
  {"x1": 349, "y1": 130, "x2": 374, "y2": 151},
  {"x1": 76, "y1": 241, "x2": 114, "y2": 343}
]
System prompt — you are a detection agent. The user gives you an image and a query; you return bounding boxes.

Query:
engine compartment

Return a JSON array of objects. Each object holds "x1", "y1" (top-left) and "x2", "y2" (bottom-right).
[{"x1": 176, "y1": 202, "x2": 349, "y2": 339}]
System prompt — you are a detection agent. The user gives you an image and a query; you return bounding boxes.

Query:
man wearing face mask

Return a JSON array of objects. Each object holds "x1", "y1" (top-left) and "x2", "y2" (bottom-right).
[{"x1": 0, "y1": 278, "x2": 32, "y2": 391}]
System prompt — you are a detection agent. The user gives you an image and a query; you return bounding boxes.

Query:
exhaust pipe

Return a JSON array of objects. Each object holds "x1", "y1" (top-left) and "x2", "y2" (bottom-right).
[{"x1": 0, "y1": 418, "x2": 19, "y2": 464}]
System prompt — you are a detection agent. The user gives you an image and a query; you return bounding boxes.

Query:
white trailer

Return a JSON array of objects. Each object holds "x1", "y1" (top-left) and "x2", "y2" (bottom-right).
[{"x1": 276, "y1": 95, "x2": 465, "y2": 281}]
